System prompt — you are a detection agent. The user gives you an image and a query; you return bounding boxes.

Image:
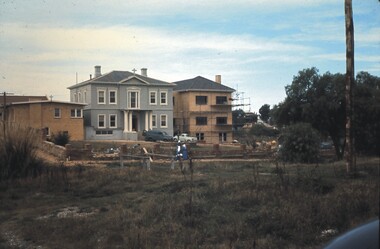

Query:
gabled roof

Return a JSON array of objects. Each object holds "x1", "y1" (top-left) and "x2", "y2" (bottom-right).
[
  {"x1": 68, "y1": 70, "x2": 174, "y2": 89},
  {"x1": 173, "y1": 76, "x2": 235, "y2": 93}
]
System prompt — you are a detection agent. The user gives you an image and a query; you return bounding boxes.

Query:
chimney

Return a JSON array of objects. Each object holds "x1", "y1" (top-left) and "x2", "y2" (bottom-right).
[
  {"x1": 215, "y1": 75, "x2": 221, "y2": 84},
  {"x1": 141, "y1": 68, "x2": 147, "y2": 77},
  {"x1": 94, "y1": 65, "x2": 101, "y2": 78}
]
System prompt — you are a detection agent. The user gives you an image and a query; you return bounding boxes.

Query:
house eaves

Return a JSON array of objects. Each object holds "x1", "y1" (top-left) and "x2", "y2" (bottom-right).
[
  {"x1": 68, "y1": 70, "x2": 176, "y2": 89},
  {"x1": 175, "y1": 89, "x2": 234, "y2": 93},
  {"x1": 173, "y1": 76, "x2": 235, "y2": 93},
  {"x1": 7, "y1": 100, "x2": 87, "y2": 107}
]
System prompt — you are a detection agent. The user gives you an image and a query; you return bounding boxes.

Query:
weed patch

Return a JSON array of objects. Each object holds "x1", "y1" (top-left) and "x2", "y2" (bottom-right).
[{"x1": 0, "y1": 158, "x2": 378, "y2": 248}]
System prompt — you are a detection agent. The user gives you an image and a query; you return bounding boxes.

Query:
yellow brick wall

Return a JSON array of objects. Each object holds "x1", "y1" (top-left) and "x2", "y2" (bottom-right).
[
  {"x1": 40, "y1": 103, "x2": 84, "y2": 141},
  {"x1": 173, "y1": 91, "x2": 233, "y2": 143},
  {"x1": 7, "y1": 102, "x2": 84, "y2": 141},
  {"x1": 29, "y1": 103, "x2": 42, "y2": 127}
]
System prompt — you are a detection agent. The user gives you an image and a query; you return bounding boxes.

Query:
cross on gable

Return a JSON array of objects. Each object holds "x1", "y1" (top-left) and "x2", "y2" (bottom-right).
[{"x1": 132, "y1": 68, "x2": 137, "y2": 75}]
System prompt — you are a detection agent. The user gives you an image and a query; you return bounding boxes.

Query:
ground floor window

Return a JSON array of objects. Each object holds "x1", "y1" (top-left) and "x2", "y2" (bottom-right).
[
  {"x1": 152, "y1": 115, "x2": 157, "y2": 128},
  {"x1": 109, "y1": 114, "x2": 117, "y2": 128},
  {"x1": 196, "y1": 133, "x2": 205, "y2": 141},
  {"x1": 95, "y1": 130, "x2": 113, "y2": 135},
  {"x1": 98, "y1": 114, "x2": 106, "y2": 128},
  {"x1": 160, "y1": 114, "x2": 167, "y2": 128},
  {"x1": 42, "y1": 127, "x2": 50, "y2": 137},
  {"x1": 219, "y1": 132, "x2": 227, "y2": 142}
]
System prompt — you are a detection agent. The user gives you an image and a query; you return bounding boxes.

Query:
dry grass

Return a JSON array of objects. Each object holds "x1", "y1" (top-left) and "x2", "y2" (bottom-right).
[
  {"x1": 0, "y1": 122, "x2": 42, "y2": 181},
  {"x1": 0, "y1": 157, "x2": 378, "y2": 248}
]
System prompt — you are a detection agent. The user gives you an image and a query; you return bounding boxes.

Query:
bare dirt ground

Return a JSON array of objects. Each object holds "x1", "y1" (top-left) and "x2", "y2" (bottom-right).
[
  {"x1": 35, "y1": 149, "x2": 110, "y2": 168},
  {"x1": 35, "y1": 149, "x2": 61, "y2": 164}
]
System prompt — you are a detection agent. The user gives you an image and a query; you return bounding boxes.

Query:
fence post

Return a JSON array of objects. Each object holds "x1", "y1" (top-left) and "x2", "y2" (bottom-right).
[
  {"x1": 143, "y1": 157, "x2": 151, "y2": 170},
  {"x1": 240, "y1": 144, "x2": 247, "y2": 158},
  {"x1": 65, "y1": 144, "x2": 72, "y2": 161},
  {"x1": 120, "y1": 144, "x2": 128, "y2": 167},
  {"x1": 85, "y1": 144, "x2": 92, "y2": 159},
  {"x1": 213, "y1": 143, "x2": 220, "y2": 157},
  {"x1": 153, "y1": 143, "x2": 160, "y2": 153}
]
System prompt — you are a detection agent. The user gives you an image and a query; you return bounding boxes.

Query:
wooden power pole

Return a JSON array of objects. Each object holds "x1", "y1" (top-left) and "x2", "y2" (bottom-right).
[
  {"x1": 344, "y1": 0, "x2": 354, "y2": 174},
  {"x1": 2, "y1": 92, "x2": 6, "y2": 135}
]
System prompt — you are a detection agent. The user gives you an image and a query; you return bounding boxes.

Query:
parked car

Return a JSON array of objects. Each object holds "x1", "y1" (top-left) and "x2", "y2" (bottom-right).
[
  {"x1": 143, "y1": 130, "x2": 173, "y2": 142},
  {"x1": 173, "y1": 133, "x2": 197, "y2": 143}
]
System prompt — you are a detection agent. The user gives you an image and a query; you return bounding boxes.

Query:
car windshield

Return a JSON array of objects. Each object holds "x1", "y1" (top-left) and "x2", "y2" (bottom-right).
[{"x1": 162, "y1": 131, "x2": 168, "y2": 135}]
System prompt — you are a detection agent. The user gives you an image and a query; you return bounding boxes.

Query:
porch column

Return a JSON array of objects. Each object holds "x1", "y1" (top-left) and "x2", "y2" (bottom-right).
[
  {"x1": 128, "y1": 111, "x2": 133, "y2": 132},
  {"x1": 124, "y1": 111, "x2": 129, "y2": 132},
  {"x1": 149, "y1": 111, "x2": 153, "y2": 130},
  {"x1": 145, "y1": 111, "x2": 149, "y2": 131}
]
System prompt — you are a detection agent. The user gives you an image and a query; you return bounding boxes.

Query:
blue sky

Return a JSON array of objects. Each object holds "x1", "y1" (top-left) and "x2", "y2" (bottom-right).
[{"x1": 1, "y1": 0, "x2": 379, "y2": 112}]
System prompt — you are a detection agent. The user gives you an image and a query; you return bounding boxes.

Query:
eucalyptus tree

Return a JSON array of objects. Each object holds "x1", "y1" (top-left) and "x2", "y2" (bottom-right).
[{"x1": 272, "y1": 68, "x2": 346, "y2": 159}]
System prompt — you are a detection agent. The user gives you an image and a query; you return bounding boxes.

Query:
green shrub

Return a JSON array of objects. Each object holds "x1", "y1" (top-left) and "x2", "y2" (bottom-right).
[
  {"x1": 0, "y1": 122, "x2": 42, "y2": 181},
  {"x1": 279, "y1": 123, "x2": 320, "y2": 163},
  {"x1": 52, "y1": 131, "x2": 70, "y2": 146}
]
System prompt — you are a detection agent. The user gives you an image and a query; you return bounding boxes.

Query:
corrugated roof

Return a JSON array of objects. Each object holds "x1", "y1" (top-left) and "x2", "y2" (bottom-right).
[
  {"x1": 173, "y1": 76, "x2": 235, "y2": 92},
  {"x1": 68, "y1": 70, "x2": 174, "y2": 89}
]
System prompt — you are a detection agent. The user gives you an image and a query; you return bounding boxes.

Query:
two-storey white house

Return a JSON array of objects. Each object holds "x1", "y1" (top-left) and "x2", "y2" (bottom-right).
[{"x1": 68, "y1": 66, "x2": 175, "y2": 141}]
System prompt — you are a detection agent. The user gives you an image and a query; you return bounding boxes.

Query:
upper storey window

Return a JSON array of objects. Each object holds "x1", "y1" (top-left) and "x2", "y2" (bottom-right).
[
  {"x1": 109, "y1": 90, "x2": 117, "y2": 104},
  {"x1": 216, "y1": 96, "x2": 228, "y2": 105},
  {"x1": 98, "y1": 90, "x2": 105, "y2": 104},
  {"x1": 128, "y1": 90, "x2": 140, "y2": 109},
  {"x1": 196, "y1": 96, "x2": 207, "y2": 105},
  {"x1": 160, "y1": 91, "x2": 167, "y2": 105}
]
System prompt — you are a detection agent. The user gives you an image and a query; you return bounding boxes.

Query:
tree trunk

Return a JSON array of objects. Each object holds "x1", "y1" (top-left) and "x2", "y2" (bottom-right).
[{"x1": 344, "y1": 0, "x2": 354, "y2": 174}]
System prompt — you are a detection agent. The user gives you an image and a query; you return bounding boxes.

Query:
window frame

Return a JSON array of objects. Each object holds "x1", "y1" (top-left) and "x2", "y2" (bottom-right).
[
  {"x1": 54, "y1": 108, "x2": 61, "y2": 118},
  {"x1": 216, "y1": 96, "x2": 228, "y2": 105},
  {"x1": 196, "y1": 116, "x2": 207, "y2": 125},
  {"x1": 219, "y1": 132, "x2": 227, "y2": 142},
  {"x1": 76, "y1": 109, "x2": 82, "y2": 118},
  {"x1": 196, "y1": 133, "x2": 205, "y2": 141},
  {"x1": 98, "y1": 90, "x2": 106, "y2": 104},
  {"x1": 160, "y1": 114, "x2": 167, "y2": 128},
  {"x1": 70, "y1": 108, "x2": 83, "y2": 118},
  {"x1": 152, "y1": 114, "x2": 157, "y2": 128},
  {"x1": 98, "y1": 114, "x2": 106, "y2": 128},
  {"x1": 109, "y1": 90, "x2": 117, "y2": 104},
  {"x1": 160, "y1": 91, "x2": 168, "y2": 105},
  {"x1": 95, "y1": 130, "x2": 113, "y2": 135},
  {"x1": 43, "y1": 127, "x2": 51, "y2": 137},
  {"x1": 127, "y1": 89, "x2": 140, "y2": 109},
  {"x1": 149, "y1": 91, "x2": 157, "y2": 105},
  {"x1": 196, "y1": 95, "x2": 208, "y2": 105},
  {"x1": 216, "y1": 117, "x2": 228, "y2": 125},
  {"x1": 109, "y1": 114, "x2": 117, "y2": 128}
]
